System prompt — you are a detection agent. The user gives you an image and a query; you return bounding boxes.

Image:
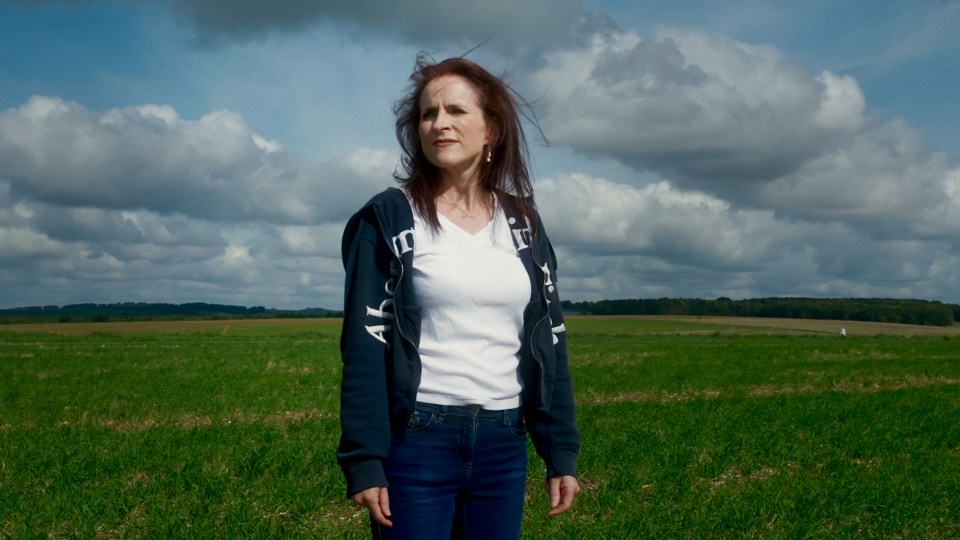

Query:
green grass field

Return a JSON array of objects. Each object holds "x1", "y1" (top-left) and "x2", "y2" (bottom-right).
[{"x1": 2, "y1": 317, "x2": 958, "y2": 538}]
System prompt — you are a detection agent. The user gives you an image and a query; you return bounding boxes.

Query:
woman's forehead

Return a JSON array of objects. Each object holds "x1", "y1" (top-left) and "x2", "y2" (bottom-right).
[{"x1": 420, "y1": 75, "x2": 482, "y2": 107}]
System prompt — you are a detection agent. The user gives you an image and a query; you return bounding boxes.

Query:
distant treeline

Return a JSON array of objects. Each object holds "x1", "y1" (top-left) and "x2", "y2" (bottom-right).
[
  {"x1": 561, "y1": 298, "x2": 960, "y2": 327},
  {"x1": 0, "y1": 302, "x2": 342, "y2": 324},
  {"x1": 4, "y1": 299, "x2": 958, "y2": 327}
]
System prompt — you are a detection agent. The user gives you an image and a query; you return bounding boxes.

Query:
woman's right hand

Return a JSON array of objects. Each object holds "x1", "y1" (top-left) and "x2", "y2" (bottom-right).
[{"x1": 352, "y1": 486, "x2": 393, "y2": 527}]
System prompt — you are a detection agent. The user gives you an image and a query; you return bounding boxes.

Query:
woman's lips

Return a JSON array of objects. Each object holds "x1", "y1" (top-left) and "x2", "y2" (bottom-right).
[{"x1": 434, "y1": 139, "x2": 456, "y2": 147}]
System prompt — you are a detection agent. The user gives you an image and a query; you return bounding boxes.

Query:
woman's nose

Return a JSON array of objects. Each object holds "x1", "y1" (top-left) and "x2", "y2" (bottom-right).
[{"x1": 434, "y1": 110, "x2": 450, "y2": 130}]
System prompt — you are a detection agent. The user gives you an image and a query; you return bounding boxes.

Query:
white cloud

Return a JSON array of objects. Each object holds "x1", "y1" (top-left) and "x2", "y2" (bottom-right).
[
  {"x1": 813, "y1": 71, "x2": 865, "y2": 131},
  {"x1": 0, "y1": 226, "x2": 64, "y2": 259},
  {"x1": 918, "y1": 167, "x2": 960, "y2": 237},
  {"x1": 537, "y1": 173, "x2": 778, "y2": 269},
  {"x1": 526, "y1": 26, "x2": 958, "y2": 303},
  {"x1": 1, "y1": 208, "x2": 347, "y2": 309},
  {"x1": 533, "y1": 28, "x2": 866, "y2": 189},
  {"x1": 0, "y1": 96, "x2": 388, "y2": 225},
  {"x1": 278, "y1": 224, "x2": 343, "y2": 257},
  {"x1": 535, "y1": 171, "x2": 960, "y2": 302},
  {"x1": 0, "y1": 96, "x2": 386, "y2": 309},
  {"x1": 2, "y1": 3, "x2": 958, "y2": 309},
  {"x1": 759, "y1": 119, "x2": 958, "y2": 239}
]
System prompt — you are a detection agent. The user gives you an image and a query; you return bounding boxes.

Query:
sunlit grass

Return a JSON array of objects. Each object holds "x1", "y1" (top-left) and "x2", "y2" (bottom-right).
[{"x1": 2, "y1": 317, "x2": 958, "y2": 538}]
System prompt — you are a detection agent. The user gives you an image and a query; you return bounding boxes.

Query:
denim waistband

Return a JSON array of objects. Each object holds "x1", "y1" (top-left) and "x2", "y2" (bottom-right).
[{"x1": 415, "y1": 401, "x2": 521, "y2": 419}]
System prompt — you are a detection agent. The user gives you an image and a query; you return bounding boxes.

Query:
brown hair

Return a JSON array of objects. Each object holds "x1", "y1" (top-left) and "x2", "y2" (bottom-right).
[{"x1": 394, "y1": 53, "x2": 539, "y2": 232}]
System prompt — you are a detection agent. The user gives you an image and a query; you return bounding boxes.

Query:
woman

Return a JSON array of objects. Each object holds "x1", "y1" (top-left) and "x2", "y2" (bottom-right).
[{"x1": 338, "y1": 54, "x2": 581, "y2": 539}]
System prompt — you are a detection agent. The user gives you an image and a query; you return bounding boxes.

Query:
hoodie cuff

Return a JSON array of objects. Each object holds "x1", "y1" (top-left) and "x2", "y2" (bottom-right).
[
  {"x1": 344, "y1": 459, "x2": 388, "y2": 498},
  {"x1": 545, "y1": 449, "x2": 578, "y2": 479}
]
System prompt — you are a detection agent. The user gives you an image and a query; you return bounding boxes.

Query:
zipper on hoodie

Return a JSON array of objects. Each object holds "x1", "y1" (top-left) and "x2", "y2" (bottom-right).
[
  {"x1": 527, "y1": 237, "x2": 552, "y2": 409},
  {"x1": 371, "y1": 201, "x2": 417, "y2": 350},
  {"x1": 370, "y1": 199, "x2": 422, "y2": 414}
]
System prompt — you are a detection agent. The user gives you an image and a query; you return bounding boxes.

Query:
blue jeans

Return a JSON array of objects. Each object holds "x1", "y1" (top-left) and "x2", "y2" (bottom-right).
[{"x1": 373, "y1": 402, "x2": 529, "y2": 540}]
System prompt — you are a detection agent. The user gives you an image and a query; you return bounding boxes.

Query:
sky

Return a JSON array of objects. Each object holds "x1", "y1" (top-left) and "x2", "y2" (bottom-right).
[{"x1": 1, "y1": 0, "x2": 959, "y2": 310}]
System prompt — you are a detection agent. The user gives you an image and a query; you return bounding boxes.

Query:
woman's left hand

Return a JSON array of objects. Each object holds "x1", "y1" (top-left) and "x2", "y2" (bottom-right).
[{"x1": 545, "y1": 475, "x2": 581, "y2": 516}]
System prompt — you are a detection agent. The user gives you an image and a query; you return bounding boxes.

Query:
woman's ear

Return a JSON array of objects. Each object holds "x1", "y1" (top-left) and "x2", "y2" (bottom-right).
[{"x1": 485, "y1": 120, "x2": 499, "y2": 146}]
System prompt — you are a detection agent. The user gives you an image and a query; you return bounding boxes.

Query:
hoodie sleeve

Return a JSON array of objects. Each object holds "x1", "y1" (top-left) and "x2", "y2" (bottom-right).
[
  {"x1": 529, "y1": 217, "x2": 581, "y2": 479},
  {"x1": 337, "y1": 208, "x2": 394, "y2": 497}
]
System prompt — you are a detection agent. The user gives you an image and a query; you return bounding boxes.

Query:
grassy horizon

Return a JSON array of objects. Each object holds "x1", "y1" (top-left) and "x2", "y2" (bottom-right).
[{"x1": 2, "y1": 317, "x2": 958, "y2": 537}]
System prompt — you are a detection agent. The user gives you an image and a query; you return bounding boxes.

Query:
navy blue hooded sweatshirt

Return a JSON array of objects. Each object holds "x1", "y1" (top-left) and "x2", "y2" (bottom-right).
[{"x1": 338, "y1": 187, "x2": 580, "y2": 497}]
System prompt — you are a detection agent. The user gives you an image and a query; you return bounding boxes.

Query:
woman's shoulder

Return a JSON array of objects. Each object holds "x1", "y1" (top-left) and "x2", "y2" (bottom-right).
[
  {"x1": 497, "y1": 190, "x2": 543, "y2": 229},
  {"x1": 346, "y1": 186, "x2": 414, "y2": 233},
  {"x1": 342, "y1": 187, "x2": 413, "y2": 256},
  {"x1": 496, "y1": 189, "x2": 535, "y2": 213},
  {"x1": 349, "y1": 186, "x2": 408, "y2": 218},
  {"x1": 361, "y1": 186, "x2": 407, "y2": 207}
]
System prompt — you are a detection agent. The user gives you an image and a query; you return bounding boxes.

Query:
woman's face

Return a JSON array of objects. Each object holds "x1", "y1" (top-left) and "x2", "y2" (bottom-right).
[{"x1": 418, "y1": 75, "x2": 492, "y2": 182}]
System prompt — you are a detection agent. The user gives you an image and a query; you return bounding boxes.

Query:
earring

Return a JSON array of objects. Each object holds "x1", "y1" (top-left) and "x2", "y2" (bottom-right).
[{"x1": 486, "y1": 148, "x2": 492, "y2": 163}]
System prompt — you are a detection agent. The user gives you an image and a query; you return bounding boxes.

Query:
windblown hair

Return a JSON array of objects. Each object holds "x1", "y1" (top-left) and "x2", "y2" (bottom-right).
[{"x1": 394, "y1": 53, "x2": 540, "y2": 232}]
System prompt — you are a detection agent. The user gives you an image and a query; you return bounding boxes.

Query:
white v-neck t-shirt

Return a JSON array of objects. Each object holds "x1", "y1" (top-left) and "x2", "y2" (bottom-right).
[{"x1": 410, "y1": 203, "x2": 531, "y2": 410}]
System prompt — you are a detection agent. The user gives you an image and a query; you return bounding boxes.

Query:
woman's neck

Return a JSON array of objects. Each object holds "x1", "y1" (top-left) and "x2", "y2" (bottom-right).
[
  {"x1": 436, "y1": 178, "x2": 493, "y2": 225},
  {"x1": 438, "y1": 174, "x2": 487, "y2": 205}
]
